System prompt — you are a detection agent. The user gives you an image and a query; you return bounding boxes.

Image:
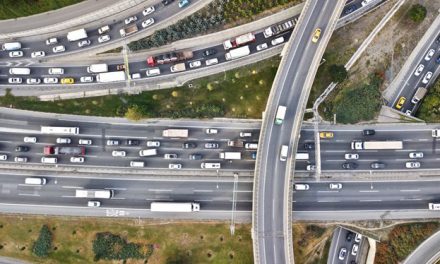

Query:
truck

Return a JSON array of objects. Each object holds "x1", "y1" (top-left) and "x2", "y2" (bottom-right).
[
  {"x1": 162, "y1": 129, "x2": 188, "y2": 138},
  {"x1": 225, "y1": 45, "x2": 251, "y2": 60},
  {"x1": 227, "y1": 140, "x2": 244, "y2": 148},
  {"x1": 1, "y1": 42, "x2": 21, "y2": 51},
  {"x1": 75, "y1": 189, "x2": 114, "y2": 199},
  {"x1": 44, "y1": 146, "x2": 85, "y2": 155},
  {"x1": 274, "y1": 105, "x2": 287, "y2": 125},
  {"x1": 432, "y1": 129, "x2": 440, "y2": 138},
  {"x1": 411, "y1": 87, "x2": 427, "y2": 104},
  {"x1": 87, "y1": 63, "x2": 108, "y2": 73},
  {"x1": 170, "y1": 62, "x2": 186, "y2": 73},
  {"x1": 41, "y1": 126, "x2": 79, "y2": 135},
  {"x1": 150, "y1": 202, "x2": 200, "y2": 212},
  {"x1": 351, "y1": 141, "x2": 403, "y2": 150},
  {"x1": 223, "y1": 32, "x2": 255, "y2": 50},
  {"x1": 147, "y1": 50, "x2": 193, "y2": 66},
  {"x1": 67, "y1": 28, "x2": 88, "y2": 42},
  {"x1": 263, "y1": 17, "x2": 298, "y2": 38},
  {"x1": 96, "y1": 71, "x2": 126, "y2": 83},
  {"x1": 219, "y1": 152, "x2": 241, "y2": 160},
  {"x1": 119, "y1": 24, "x2": 138, "y2": 37}
]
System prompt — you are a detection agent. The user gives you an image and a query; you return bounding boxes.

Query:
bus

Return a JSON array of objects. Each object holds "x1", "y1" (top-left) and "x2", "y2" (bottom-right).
[{"x1": 41, "y1": 126, "x2": 79, "y2": 135}]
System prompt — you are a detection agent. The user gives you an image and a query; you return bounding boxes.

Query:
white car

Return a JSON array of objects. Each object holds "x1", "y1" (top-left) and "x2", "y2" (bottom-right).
[
  {"x1": 106, "y1": 139, "x2": 119, "y2": 146},
  {"x1": 164, "y1": 153, "x2": 178, "y2": 159},
  {"x1": 422, "y1": 71, "x2": 433, "y2": 84},
  {"x1": 355, "y1": 233, "x2": 362, "y2": 243},
  {"x1": 9, "y1": 51, "x2": 23, "y2": 58},
  {"x1": 405, "y1": 110, "x2": 412, "y2": 116},
  {"x1": 205, "y1": 58, "x2": 218, "y2": 66},
  {"x1": 146, "y1": 141, "x2": 160, "y2": 147},
  {"x1": 87, "y1": 201, "x2": 101, "y2": 207},
  {"x1": 344, "y1": 153, "x2": 359, "y2": 160},
  {"x1": 124, "y1": 16, "x2": 138, "y2": 25},
  {"x1": 98, "y1": 35, "x2": 111, "y2": 43},
  {"x1": 46, "y1": 37, "x2": 58, "y2": 45},
  {"x1": 8, "y1": 78, "x2": 22, "y2": 84},
  {"x1": 405, "y1": 161, "x2": 420, "y2": 168},
  {"x1": 271, "y1": 36, "x2": 285, "y2": 46},
  {"x1": 52, "y1": 45, "x2": 66, "y2": 53},
  {"x1": 361, "y1": 0, "x2": 374, "y2": 6},
  {"x1": 351, "y1": 244, "x2": 359, "y2": 256},
  {"x1": 424, "y1": 49, "x2": 435, "y2": 61},
  {"x1": 56, "y1": 137, "x2": 71, "y2": 144},
  {"x1": 79, "y1": 139, "x2": 92, "y2": 145},
  {"x1": 189, "y1": 60, "x2": 202, "y2": 68},
  {"x1": 306, "y1": 164, "x2": 316, "y2": 171},
  {"x1": 78, "y1": 40, "x2": 91, "y2": 48},
  {"x1": 414, "y1": 64, "x2": 424, "y2": 76},
  {"x1": 70, "y1": 156, "x2": 85, "y2": 163},
  {"x1": 31, "y1": 51, "x2": 45, "y2": 58},
  {"x1": 26, "y1": 78, "x2": 41, "y2": 85},
  {"x1": 80, "y1": 76, "x2": 94, "y2": 83},
  {"x1": 409, "y1": 152, "x2": 423, "y2": 158},
  {"x1": 24, "y1": 137, "x2": 37, "y2": 143},
  {"x1": 143, "y1": 6, "x2": 155, "y2": 16},
  {"x1": 0, "y1": 154, "x2": 7, "y2": 161},
  {"x1": 329, "y1": 183, "x2": 343, "y2": 190},
  {"x1": 169, "y1": 163, "x2": 182, "y2": 169},
  {"x1": 256, "y1": 43, "x2": 268, "y2": 51},
  {"x1": 132, "y1": 73, "x2": 141, "y2": 79},
  {"x1": 112, "y1": 150, "x2": 126, "y2": 157},
  {"x1": 240, "y1": 132, "x2": 252, "y2": 137},
  {"x1": 142, "y1": 18, "x2": 155, "y2": 28},
  {"x1": 338, "y1": 248, "x2": 347, "y2": 260},
  {"x1": 43, "y1": 77, "x2": 58, "y2": 84},
  {"x1": 14, "y1": 156, "x2": 28, "y2": 163},
  {"x1": 205, "y1": 128, "x2": 218, "y2": 134}
]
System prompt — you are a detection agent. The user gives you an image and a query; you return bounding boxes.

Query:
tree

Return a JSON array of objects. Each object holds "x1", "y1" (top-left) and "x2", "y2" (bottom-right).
[
  {"x1": 32, "y1": 225, "x2": 52, "y2": 257},
  {"x1": 408, "y1": 4, "x2": 427, "y2": 23},
  {"x1": 328, "y1": 64, "x2": 348, "y2": 83},
  {"x1": 125, "y1": 105, "x2": 143, "y2": 121}
]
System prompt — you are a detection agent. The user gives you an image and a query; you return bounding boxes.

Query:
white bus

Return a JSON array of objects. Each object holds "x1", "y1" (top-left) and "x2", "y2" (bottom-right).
[{"x1": 41, "y1": 126, "x2": 79, "y2": 135}]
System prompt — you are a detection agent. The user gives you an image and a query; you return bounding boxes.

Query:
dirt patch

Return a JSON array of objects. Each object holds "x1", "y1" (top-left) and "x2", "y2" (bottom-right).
[{"x1": 293, "y1": 223, "x2": 335, "y2": 264}]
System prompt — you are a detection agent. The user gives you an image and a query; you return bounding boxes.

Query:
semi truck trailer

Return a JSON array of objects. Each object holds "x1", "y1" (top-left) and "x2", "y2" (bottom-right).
[
  {"x1": 223, "y1": 32, "x2": 255, "y2": 50},
  {"x1": 225, "y1": 45, "x2": 250, "y2": 60},
  {"x1": 150, "y1": 202, "x2": 200, "y2": 212},
  {"x1": 75, "y1": 189, "x2": 113, "y2": 199},
  {"x1": 162, "y1": 129, "x2": 189, "y2": 138},
  {"x1": 219, "y1": 152, "x2": 242, "y2": 160},
  {"x1": 43, "y1": 146, "x2": 85, "y2": 155},
  {"x1": 96, "y1": 71, "x2": 126, "y2": 83},
  {"x1": 147, "y1": 50, "x2": 193, "y2": 66},
  {"x1": 351, "y1": 141, "x2": 403, "y2": 150},
  {"x1": 263, "y1": 17, "x2": 298, "y2": 38}
]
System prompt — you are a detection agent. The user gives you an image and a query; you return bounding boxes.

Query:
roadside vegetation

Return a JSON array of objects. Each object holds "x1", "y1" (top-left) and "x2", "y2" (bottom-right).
[
  {"x1": 416, "y1": 79, "x2": 440, "y2": 121},
  {"x1": 0, "y1": 0, "x2": 83, "y2": 20},
  {"x1": 407, "y1": 4, "x2": 427, "y2": 23},
  {"x1": 293, "y1": 224, "x2": 333, "y2": 264}
]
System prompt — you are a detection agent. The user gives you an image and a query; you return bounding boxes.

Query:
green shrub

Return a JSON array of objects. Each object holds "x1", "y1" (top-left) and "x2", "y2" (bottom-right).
[
  {"x1": 407, "y1": 4, "x2": 427, "y2": 23},
  {"x1": 32, "y1": 225, "x2": 52, "y2": 257},
  {"x1": 92, "y1": 232, "x2": 149, "y2": 261},
  {"x1": 328, "y1": 64, "x2": 348, "y2": 83}
]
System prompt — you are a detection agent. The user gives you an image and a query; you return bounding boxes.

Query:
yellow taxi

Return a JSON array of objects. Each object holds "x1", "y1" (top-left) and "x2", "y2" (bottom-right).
[
  {"x1": 395, "y1": 97, "x2": 406, "y2": 109},
  {"x1": 61, "y1": 78, "x2": 74, "y2": 84},
  {"x1": 319, "y1": 131, "x2": 334, "y2": 139},
  {"x1": 312, "y1": 28, "x2": 321, "y2": 43}
]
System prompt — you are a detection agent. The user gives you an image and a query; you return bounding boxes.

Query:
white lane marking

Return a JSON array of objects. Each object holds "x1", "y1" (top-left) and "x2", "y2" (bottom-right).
[
  {"x1": 317, "y1": 200, "x2": 340, "y2": 203},
  {"x1": 359, "y1": 190, "x2": 379, "y2": 193},
  {"x1": 147, "y1": 189, "x2": 172, "y2": 192},
  {"x1": 18, "y1": 193, "x2": 40, "y2": 197},
  {"x1": 194, "y1": 190, "x2": 213, "y2": 192},
  {"x1": 317, "y1": 190, "x2": 339, "y2": 193},
  {"x1": 194, "y1": 199, "x2": 213, "y2": 202},
  {"x1": 359, "y1": 199, "x2": 382, "y2": 202},
  {"x1": 400, "y1": 198, "x2": 422, "y2": 201},
  {"x1": 62, "y1": 186, "x2": 82, "y2": 189},
  {"x1": 106, "y1": 187, "x2": 126, "y2": 191},
  {"x1": 400, "y1": 189, "x2": 420, "y2": 192},
  {"x1": 61, "y1": 195, "x2": 76, "y2": 198},
  {"x1": 111, "y1": 197, "x2": 126, "y2": 200}
]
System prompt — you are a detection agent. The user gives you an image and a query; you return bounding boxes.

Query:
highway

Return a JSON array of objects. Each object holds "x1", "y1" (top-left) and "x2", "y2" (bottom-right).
[{"x1": 404, "y1": 229, "x2": 440, "y2": 264}]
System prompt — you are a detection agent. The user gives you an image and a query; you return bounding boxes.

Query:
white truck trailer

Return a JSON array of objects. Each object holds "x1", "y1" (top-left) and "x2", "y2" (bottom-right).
[
  {"x1": 351, "y1": 141, "x2": 403, "y2": 150},
  {"x1": 67, "y1": 28, "x2": 88, "y2": 42},
  {"x1": 225, "y1": 45, "x2": 250, "y2": 60},
  {"x1": 219, "y1": 152, "x2": 242, "y2": 160},
  {"x1": 162, "y1": 129, "x2": 188, "y2": 138},
  {"x1": 75, "y1": 189, "x2": 113, "y2": 199},
  {"x1": 87, "y1": 63, "x2": 108, "y2": 73},
  {"x1": 150, "y1": 202, "x2": 200, "y2": 212},
  {"x1": 96, "y1": 71, "x2": 126, "y2": 83}
]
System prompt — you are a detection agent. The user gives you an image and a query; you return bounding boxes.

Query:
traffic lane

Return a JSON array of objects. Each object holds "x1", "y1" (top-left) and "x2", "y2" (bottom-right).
[{"x1": 328, "y1": 227, "x2": 343, "y2": 264}]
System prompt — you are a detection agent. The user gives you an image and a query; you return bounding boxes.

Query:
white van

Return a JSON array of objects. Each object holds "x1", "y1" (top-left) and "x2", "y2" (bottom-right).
[
  {"x1": 130, "y1": 161, "x2": 145, "y2": 167},
  {"x1": 201, "y1": 162, "x2": 221, "y2": 169},
  {"x1": 280, "y1": 145, "x2": 289, "y2": 161},
  {"x1": 146, "y1": 68, "x2": 161, "y2": 76},
  {"x1": 25, "y1": 177, "x2": 46, "y2": 185},
  {"x1": 48, "y1": 68, "x2": 64, "y2": 75},
  {"x1": 245, "y1": 143, "x2": 258, "y2": 149},
  {"x1": 294, "y1": 184, "x2": 310, "y2": 191},
  {"x1": 429, "y1": 203, "x2": 440, "y2": 210},
  {"x1": 139, "y1": 149, "x2": 157, "y2": 157},
  {"x1": 2, "y1": 42, "x2": 21, "y2": 51},
  {"x1": 206, "y1": 58, "x2": 219, "y2": 66},
  {"x1": 9, "y1": 68, "x2": 31, "y2": 75},
  {"x1": 41, "y1": 157, "x2": 57, "y2": 164}
]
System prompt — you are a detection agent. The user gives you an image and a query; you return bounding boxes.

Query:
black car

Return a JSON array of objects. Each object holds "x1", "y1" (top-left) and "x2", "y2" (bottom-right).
[
  {"x1": 162, "y1": 0, "x2": 174, "y2": 6},
  {"x1": 15, "y1": 146, "x2": 29, "y2": 152},
  {"x1": 126, "y1": 139, "x2": 140, "y2": 146},
  {"x1": 189, "y1": 154, "x2": 202, "y2": 160},
  {"x1": 304, "y1": 143, "x2": 314, "y2": 150},
  {"x1": 342, "y1": 162, "x2": 358, "y2": 169},
  {"x1": 346, "y1": 232, "x2": 354, "y2": 242},
  {"x1": 182, "y1": 142, "x2": 196, "y2": 149},
  {"x1": 363, "y1": 129, "x2": 375, "y2": 136},
  {"x1": 343, "y1": 5, "x2": 357, "y2": 15},
  {"x1": 370, "y1": 162, "x2": 386, "y2": 169},
  {"x1": 203, "y1": 49, "x2": 217, "y2": 57},
  {"x1": 436, "y1": 34, "x2": 440, "y2": 44}
]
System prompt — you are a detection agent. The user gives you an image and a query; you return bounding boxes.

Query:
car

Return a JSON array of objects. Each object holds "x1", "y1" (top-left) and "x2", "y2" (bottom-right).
[
  {"x1": 80, "y1": 76, "x2": 94, "y2": 83},
  {"x1": 98, "y1": 25, "x2": 110, "y2": 34},
  {"x1": 351, "y1": 244, "x2": 359, "y2": 256},
  {"x1": 435, "y1": 55, "x2": 440, "y2": 64},
  {"x1": 343, "y1": 5, "x2": 357, "y2": 15},
  {"x1": 112, "y1": 150, "x2": 126, "y2": 157},
  {"x1": 251, "y1": 152, "x2": 257, "y2": 159},
  {"x1": 342, "y1": 162, "x2": 358, "y2": 169},
  {"x1": 52, "y1": 45, "x2": 65, "y2": 53},
  {"x1": 205, "y1": 58, "x2": 218, "y2": 66},
  {"x1": 414, "y1": 64, "x2": 424, "y2": 76},
  {"x1": 256, "y1": 43, "x2": 268, "y2": 51},
  {"x1": 116, "y1": 64, "x2": 126, "y2": 71},
  {"x1": 43, "y1": 77, "x2": 58, "y2": 84},
  {"x1": 79, "y1": 139, "x2": 92, "y2": 145},
  {"x1": 405, "y1": 110, "x2": 412, "y2": 116},
  {"x1": 189, "y1": 154, "x2": 202, "y2": 160},
  {"x1": 9, "y1": 51, "x2": 23, "y2": 57},
  {"x1": 23, "y1": 137, "x2": 37, "y2": 143},
  {"x1": 132, "y1": 73, "x2": 141, "y2": 79},
  {"x1": 294, "y1": 184, "x2": 310, "y2": 190},
  {"x1": 203, "y1": 49, "x2": 217, "y2": 57},
  {"x1": 306, "y1": 164, "x2": 316, "y2": 171},
  {"x1": 15, "y1": 146, "x2": 29, "y2": 152},
  {"x1": 142, "y1": 6, "x2": 155, "y2": 16},
  {"x1": 355, "y1": 233, "x2": 362, "y2": 243},
  {"x1": 304, "y1": 143, "x2": 314, "y2": 150},
  {"x1": 169, "y1": 163, "x2": 182, "y2": 169},
  {"x1": 0, "y1": 154, "x2": 7, "y2": 161},
  {"x1": 370, "y1": 162, "x2": 386, "y2": 169},
  {"x1": 142, "y1": 18, "x2": 155, "y2": 28},
  {"x1": 8, "y1": 78, "x2": 22, "y2": 84},
  {"x1": 56, "y1": 137, "x2": 71, "y2": 144},
  {"x1": 361, "y1": 0, "x2": 374, "y2": 6},
  {"x1": 409, "y1": 152, "x2": 424, "y2": 158},
  {"x1": 312, "y1": 28, "x2": 322, "y2": 43},
  {"x1": 363, "y1": 129, "x2": 375, "y2": 136},
  {"x1": 70, "y1": 156, "x2": 85, "y2": 163},
  {"x1": 31, "y1": 51, "x2": 45, "y2": 58},
  {"x1": 146, "y1": 141, "x2": 160, "y2": 147},
  {"x1": 189, "y1": 60, "x2": 202, "y2": 68},
  {"x1": 339, "y1": 248, "x2": 347, "y2": 260},
  {"x1": 164, "y1": 153, "x2": 178, "y2": 159},
  {"x1": 437, "y1": 34, "x2": 440, "y2": 44},
  {"x1": 406, "y1": 161, "x2": 420, "y2": 168},
  {"x1": 125, "y1": 139, "x2": 139, "y2": 146},
  {"x1": 240, "y1": 132, "x2": 252, "y2": 137},
  {"x1": 395, "y1": 96, "x2": 406, "y2": 109},
  {"x1": 46, "y1": 37, "x2": 58, "y2": 45},
  {"x1": 61, "y1": 78, "x2": 74, "y2": 84},
  {"x1": 345, "y1": 153, "x2": 359, "y2": 160},
  {"x1": 98, "y1": 35, "x2": 111, "y2": 43},
  {"x1": 329, "y1": 183, "x2": 342, "y2": 190},
  {"x1": 319, "y1": 131, "x2": 334, "y2": 139},
  {"x1": 106, "y1": 139, "x2": 120, "y2": 146},
  {"x1": 78, "y1": 40, "x2": 91, "y2": 48},
  {"x1": 346, "y1": 232, "x2": 354, "y2": 241},
  {"x1": 14, "y1": 156, "x2": 28, "y2": 163},
  {"x1": 124, "y1": 16, "x2": 138, "y2": 25},
  {"x1": 178, "y1": 0, "x2": 190, "y2": 8},
  {"x1": 162, "y1": 0, "x2": 175, "y2": 6},
  {"x1": 424, "y1": 49, "x2": 435, "y2": 61},
  {"x1": 205, "y1": 128, "x2": 218, "y2": 134},
  {"x1": 422, "y1": 71, "x2": 433, "y2": 84},
  {"x1": 205, "y1": 142, "x2": 219, "y2": 149},
  {"x1": 26, "y1": 78, "x2": 41, "y2": 85},
  {"x1": 87, "y1": 201, "x2": 101, "y2": 207},
  {"x1": 182, "y1": 142, "x2": 196, "y2": 149},
  {"x1": 271, "y1": 36, "x2": 285, "y2": 46}
]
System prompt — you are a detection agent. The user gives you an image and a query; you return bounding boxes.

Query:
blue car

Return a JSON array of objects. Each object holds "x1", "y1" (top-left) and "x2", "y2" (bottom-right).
[
  {"x1": 251, "y1": 152, "x2": 257, "y2": 160},
  {"x1": 179, "y1": 0, "x2": 190, "y2": 8},
  {"x1": 436, "y1": 55, "x2": 440, "y2": 64}
]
